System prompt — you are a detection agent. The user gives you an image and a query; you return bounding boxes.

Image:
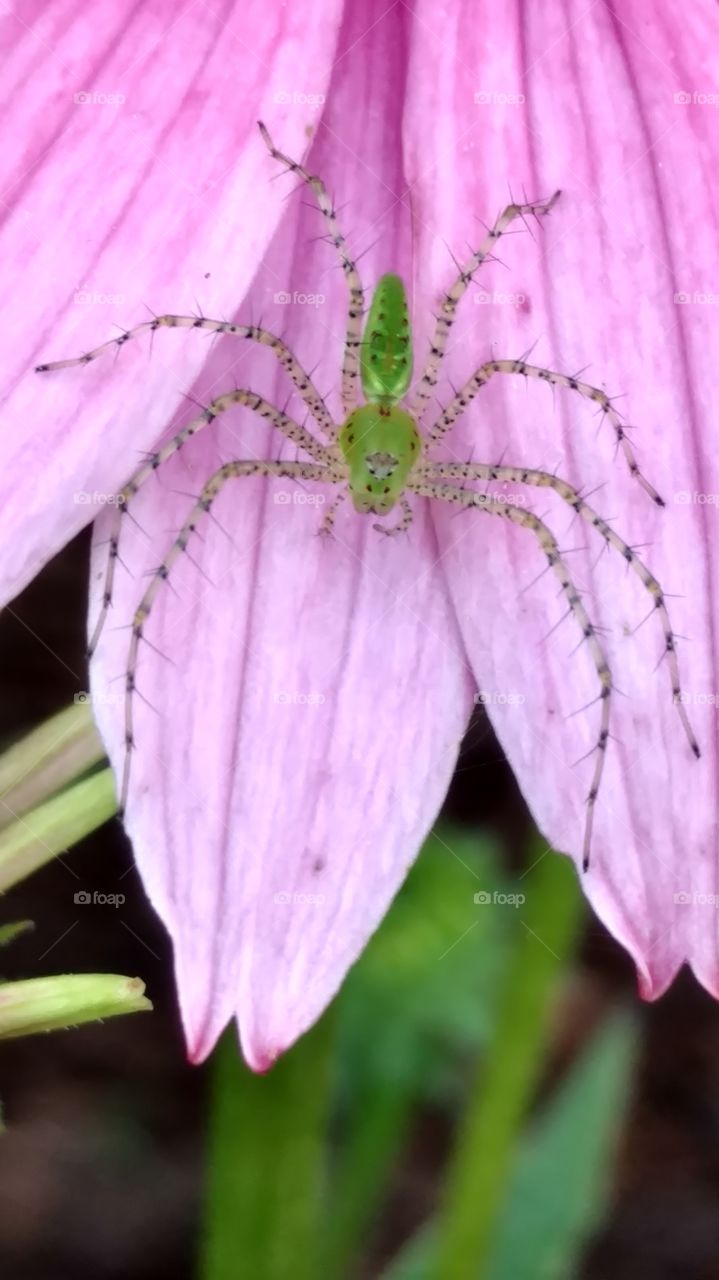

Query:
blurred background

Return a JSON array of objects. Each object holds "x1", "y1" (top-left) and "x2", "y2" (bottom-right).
[{"x1": 2, "y1": 530, "x2": 719, "y2": 1280}]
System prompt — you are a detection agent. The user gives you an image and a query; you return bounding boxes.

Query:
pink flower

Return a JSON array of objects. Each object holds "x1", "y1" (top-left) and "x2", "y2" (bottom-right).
[{"x1": 2, "y1": 1, "x2": 717, "y2": 1068}]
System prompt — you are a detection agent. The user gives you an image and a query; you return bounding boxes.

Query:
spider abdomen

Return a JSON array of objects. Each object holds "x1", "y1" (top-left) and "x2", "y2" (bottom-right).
[{"x1": 360, "y1": 273, "x2": 412, "y2": 404}]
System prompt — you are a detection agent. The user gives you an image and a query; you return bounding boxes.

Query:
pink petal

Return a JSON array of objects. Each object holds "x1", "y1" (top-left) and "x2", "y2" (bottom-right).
[
  {"x1": 406, "y1": 0, "x2": 718, "y2": 994},
  {"x1": 0, "y1": 0, "x2": 342, "y2": 603},
  {"x1": 89, "y1": 1, "x2": 475, "y2": 1067},
  {"x1": 13, "y1": 0, "x2": 719, "y2": 1068}
]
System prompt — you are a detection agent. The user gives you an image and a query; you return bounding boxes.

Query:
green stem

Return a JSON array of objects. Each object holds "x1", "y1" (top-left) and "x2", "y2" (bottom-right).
[
  {"x1": 435, "y1": 842, "x2": 583, "y2": 1280},
  {"x1": 0, "y1": 702, "x2": 104, "y2": 827},
  {"x1": 199, "y1": 1010, "x2": 335, "y2": 1280},
  {"x1": 325, "y1": 1070, "x2": 414, "y2": 1277},
  {"x1": 0, "y1": 973, "x2": 151, "y2": 1038},
  {"x1": 0, "y1": 768, "x2": 116, "y2": 892}
]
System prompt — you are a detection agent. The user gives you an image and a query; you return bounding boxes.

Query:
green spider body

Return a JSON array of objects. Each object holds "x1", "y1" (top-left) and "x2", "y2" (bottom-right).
[
  {"x1": 359, "y1": 272, "x2": 412, "y2": 403},
  {"x1": 339, "y1": 403, "x2": 421, "y2": 515},
  {"x1": 339, "y1": 273, "x2": 420, "y2": 515}
]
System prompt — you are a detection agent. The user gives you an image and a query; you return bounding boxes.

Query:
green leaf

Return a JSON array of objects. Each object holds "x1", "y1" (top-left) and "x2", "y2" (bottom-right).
[
  {"x1": 0, "y1": 920, "x2": 34, "y2": 948},
  {"x1": 326, "y1": 830, "x2": 512, "y2": 1276},
  {"x1": 382, "y1": 1010, "x2": 638, "y2": 1280},
  {"x1": 0, "y1": 768, "x2": 116, "y2": 892},
  {"x1": 485, "y1": 1009, "x2": 638, "y2": 1280},
  {"x1": 0, "y1": 973, "x2": 151, "y2": 1038},
  {"x1": 200, "y1": 1011, "x2": 335, "y2": 1280},
  {"x1": 0, "y1": 702, "x2": 105, "y2": 828},
  {"x1": 339, "y1": 829, "x2": 511, "y2": 1098},
  {"x1": 381, "y1": 843, "x2": 584, "y2": 1280},
  {"x1": 433, "y1": 844, "x2": 583, "y2": 1280}
]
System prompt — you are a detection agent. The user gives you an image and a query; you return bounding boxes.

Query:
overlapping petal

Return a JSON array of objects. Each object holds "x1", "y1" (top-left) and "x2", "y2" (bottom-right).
[
  {"x1": 88, "y1": 2, "x2": 475, "y2": 1066},
  {"x1": 0, "y1": 0, "x2": 342, "y2": 601},
  {"x1": 405, "y1": 0, "x2": 719, "y2": 996}
]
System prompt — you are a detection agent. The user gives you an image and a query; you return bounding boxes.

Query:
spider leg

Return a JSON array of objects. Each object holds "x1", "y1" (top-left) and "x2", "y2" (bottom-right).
[
  {"x1": 36, "y1": 319, "x2": 337, "y2": 442},
  {"x1": 426, "y1": 358, "x2": 662, "y2": 505},
  {"x1": 89, "y1": 391, "x2": 337, "y2": 658},
  {"x1": 120, "y1": 458, "x2": 342, "y2": 815},
  {"x1": 409, "y1": 191, "x2": 560, "y2": 420},
  {"x1": 317, "y1": 489, "x2": 347, "y2": 538},
  {"x1": 410, "y1": 476, "x2": 609, "y2": 870},
  {"x1": 373, "y1": 497, "x2": 413, "y2": 537},
  {"x1": 421, "y1": 458, "x2": 700, "y2": 758},
  {"x1": 259, "y1": 122, "x2": 364, "y2": 417}
]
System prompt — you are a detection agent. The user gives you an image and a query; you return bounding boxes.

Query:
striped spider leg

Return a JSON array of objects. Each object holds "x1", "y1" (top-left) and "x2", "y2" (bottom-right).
[{"x1": 408, "y1": 463, "x2": 700, "y2": 869}]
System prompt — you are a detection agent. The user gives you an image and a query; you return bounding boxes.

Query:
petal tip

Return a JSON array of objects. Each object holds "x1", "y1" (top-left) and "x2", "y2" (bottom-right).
[
  {"x1": 185, "y1": 1025, "x2": 223, "y2": 1066},
  {"x1": 637, "y1": 967, "x2": 657, "y2": 1001},
  {"x1": 179, "y1": 994, "x2": 233, "y2": 1066},
  {"x1": 241, "y1": 1034, "x2": 284, "y2": 1075},
  {"x1": 636, "y1": 955, "x2": 677, "y2": 1003}
]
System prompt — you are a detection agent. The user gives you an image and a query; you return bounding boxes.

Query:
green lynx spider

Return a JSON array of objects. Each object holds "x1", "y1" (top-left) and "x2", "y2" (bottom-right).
[{"x1": 36, "y1": 121, "x2": 700, "y2": 869}]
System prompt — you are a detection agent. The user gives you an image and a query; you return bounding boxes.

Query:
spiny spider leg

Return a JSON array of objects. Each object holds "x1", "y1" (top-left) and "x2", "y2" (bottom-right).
[
  {"x1": 408, "y1": 479, "x2": 610, "y2": 870},
  {"x1": 317, "y1": 489, "x2": 347, "y2": 537},
  {"x1": 258, "y1": 121, "x2": 365, "y2": 417},
  {"x1": 121, "y1": 458, "x2": 342, "y2": 814},
  {"x1": 422, "y1": 460, "x2": 700, "y2": 758},
  {"x1": 88, "y1": 389, "x2": 336, "y2": 658},
  {"x1": 426, "y1": 358, "x2": 663, "y2": 505},
  {"x1": 373, "y1": 497, "x2": 413, "y2": 536},
  {"x1": 36, "y1": 320, "x2": 336, "y2": 441},
  {"x1": 409, "y1": 191, "x2": 560, "y2": 420}
]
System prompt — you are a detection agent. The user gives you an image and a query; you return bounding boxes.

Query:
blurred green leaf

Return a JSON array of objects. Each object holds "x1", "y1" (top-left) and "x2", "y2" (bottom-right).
[
  {"x1": 0, "y1": 767, "x2": 116, "y2": 892},
  {"x1": 0, "y1": 973, "x2": 151, "y2": 1038},
  {"x1": 0, "y1": 920, "x2": 34, "y2": 948},
  {"x1": 339, "y1": 829, "x2": 512, "y2": 1096},
  {"x1": 0, "y1": 702, "x2": 105, "y2": 828},
  {"x1": 380, "y1": 845, "x2": 584, "y2": 1279},
  {"x1": 326, "y1": 829, "x2": 520, "y2": 1276},
  {"x1": 484, "y1": 1008, "x2": 638, "y2": 1280},
  {"x1": 383, "y1": 1009, "x2": 637, "y2": 1280},
  {"x1": 433, "y1": 846, "x2": 583, "y2": 1280},
  {"x1": 200, "y1": 1012, "x2": 335, "y2": 1280}
]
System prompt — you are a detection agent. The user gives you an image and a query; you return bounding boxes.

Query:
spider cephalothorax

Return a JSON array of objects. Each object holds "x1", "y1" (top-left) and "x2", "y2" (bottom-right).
[{"x1": 339, "y1": 402, "x2": 421, "y2": 515}]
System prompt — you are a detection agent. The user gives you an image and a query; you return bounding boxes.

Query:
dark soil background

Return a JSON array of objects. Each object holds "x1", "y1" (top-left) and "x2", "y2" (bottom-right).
[{"x1": 1, "y1": 532, "x2": 718, "y2": 1280}]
